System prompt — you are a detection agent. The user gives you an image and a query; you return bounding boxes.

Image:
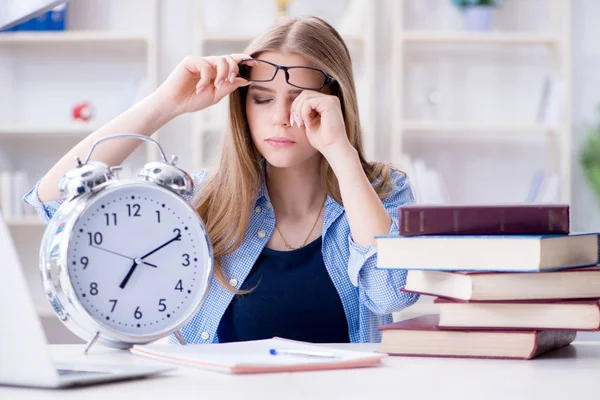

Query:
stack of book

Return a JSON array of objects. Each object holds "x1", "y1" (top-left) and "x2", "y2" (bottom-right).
[{"x1": 375, "y1": 204, "x2": 600, "y2": 360}]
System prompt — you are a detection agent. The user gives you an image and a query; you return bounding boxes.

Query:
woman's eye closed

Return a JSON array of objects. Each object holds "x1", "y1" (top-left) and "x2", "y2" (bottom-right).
[{"x1": 252, "y1": 97, "x2": 272, "y2": 105}]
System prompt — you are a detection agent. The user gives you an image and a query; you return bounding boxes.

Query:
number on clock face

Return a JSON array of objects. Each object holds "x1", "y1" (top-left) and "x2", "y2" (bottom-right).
[{"x1": 66, "y1": 185, "x2": 209, "y2": 335}]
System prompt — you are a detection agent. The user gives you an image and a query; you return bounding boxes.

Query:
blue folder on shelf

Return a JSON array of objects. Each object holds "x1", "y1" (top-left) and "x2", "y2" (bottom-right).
[{"x1": 0, "y1": 4, "x2": 67, "y2": 32}]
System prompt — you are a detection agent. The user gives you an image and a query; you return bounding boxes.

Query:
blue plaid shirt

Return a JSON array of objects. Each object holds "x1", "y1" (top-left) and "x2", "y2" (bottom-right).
[{"x1": 23, "y1": 166, "x2": 419, "y2": 343}]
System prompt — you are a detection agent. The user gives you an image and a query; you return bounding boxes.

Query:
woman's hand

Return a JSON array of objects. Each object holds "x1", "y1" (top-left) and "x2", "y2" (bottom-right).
[
  {"x1": 290, "y1": 91, "x2": 353, "y2": 159},
  {"x1": 155, "y1": 54, "x2": 253, "y2": 116}
]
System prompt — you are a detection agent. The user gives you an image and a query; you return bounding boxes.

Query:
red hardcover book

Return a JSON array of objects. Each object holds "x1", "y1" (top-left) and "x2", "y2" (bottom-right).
[
  {"x1": 402, "y1": 266, "x2": 600, "y2": 301},
  {"x1": 378, "y1": 314, "x2": 576, "y2": 360},
  {"x1": 398, "y1": 204, "x2": 569, "y2": 236},
  {"x1": 434, "y1": 298, "x2": 600, "y2": 331}
]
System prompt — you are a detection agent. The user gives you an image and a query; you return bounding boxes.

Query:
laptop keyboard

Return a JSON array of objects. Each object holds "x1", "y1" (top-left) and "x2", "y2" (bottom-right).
[{"x1": 57, "y1": 368, "x2": 107, "y2": 376}]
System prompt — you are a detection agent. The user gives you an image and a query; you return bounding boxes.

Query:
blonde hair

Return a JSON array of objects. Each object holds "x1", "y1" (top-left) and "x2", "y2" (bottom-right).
[{"x1": 195, "y1": 16, "x2": 398, "y2": 291}]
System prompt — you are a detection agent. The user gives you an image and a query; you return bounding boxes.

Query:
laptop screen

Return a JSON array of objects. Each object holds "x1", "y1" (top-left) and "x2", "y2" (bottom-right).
[{"x1": 0, "y1": 209, "x2": 63, "y2": 385}]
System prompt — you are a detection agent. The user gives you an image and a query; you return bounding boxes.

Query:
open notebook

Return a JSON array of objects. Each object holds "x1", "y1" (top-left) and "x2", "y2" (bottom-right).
[{"x1": 130, "y1": 337, "x2": 386, "y2": 374}]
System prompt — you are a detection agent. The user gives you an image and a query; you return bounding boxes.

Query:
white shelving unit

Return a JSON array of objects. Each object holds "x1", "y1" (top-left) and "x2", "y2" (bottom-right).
[
  {"x1": 0, "y1": 30, "x2": 150, "y2": 44},
  {"x1": 0, "y1": 124, "x2": 99, "y2": 138},
  {"x1": 400, "y1": 31, "x2": 561, "y2": 44},
  {"x1": 400, "y1": 121, "x2": 560, "y2": 133},
  {"x1": 190, "y1": 0, "x2": 377, "y2": 172},
  {"x1": 5, "y1": 217, "x2": 46, "y2": 227},
  {"x1": 390, "y1": 0, "x2": 572, "y2": 204},
  {"x1": 0, "y1": 0, "x2": 159, "y2": 327}
]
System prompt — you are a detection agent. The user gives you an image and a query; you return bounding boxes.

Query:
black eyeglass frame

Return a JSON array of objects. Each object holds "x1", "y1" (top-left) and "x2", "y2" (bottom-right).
[{"x1": 237, "y1": 58, "x2": 336, "y2": 91}]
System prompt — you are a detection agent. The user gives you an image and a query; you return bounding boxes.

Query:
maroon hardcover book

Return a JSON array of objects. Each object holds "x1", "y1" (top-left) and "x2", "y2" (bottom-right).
[
  {"x1": 398, "y1": 204, "x2": 570, "y2": 236},
  {"x1": 378, "y1": 314, "x2": 576, "y2": 360},
  {"x1": 434, "y1": 298, "x2": 600, "y2": 331},
  {"x1": 401, "y1": 266, "x2": 600, "y2": 302}
]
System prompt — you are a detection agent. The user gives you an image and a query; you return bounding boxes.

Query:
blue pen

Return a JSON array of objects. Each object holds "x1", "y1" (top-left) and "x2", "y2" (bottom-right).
[{"x1": 269, "y1": 348, "x2": 337, "y2": 358}]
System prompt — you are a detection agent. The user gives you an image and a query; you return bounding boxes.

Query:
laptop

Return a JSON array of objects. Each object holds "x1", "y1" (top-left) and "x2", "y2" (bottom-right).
[{"x1": 0, "y1": 210, "x2": 173, "y2": 388}]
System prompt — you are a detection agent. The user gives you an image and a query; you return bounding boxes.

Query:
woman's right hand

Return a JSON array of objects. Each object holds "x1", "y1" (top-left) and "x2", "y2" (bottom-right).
[{"x1": 155, "y1": 54, "x2": 254, "y2": 116}]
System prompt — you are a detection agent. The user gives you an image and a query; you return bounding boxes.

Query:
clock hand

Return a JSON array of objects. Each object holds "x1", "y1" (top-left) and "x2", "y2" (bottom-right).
[
  {"x1": 119, "y1": 259, "x2": 140, "y2": 289},
  {"x1": 139, "y1": 232, "x2": 182, "y2": 261},
  {"x1": 89, "y1": 244, "x2": 157, "y2": 268},
  {"x1": 120, "y1": 233, "x2": 181, "y2": 289}
]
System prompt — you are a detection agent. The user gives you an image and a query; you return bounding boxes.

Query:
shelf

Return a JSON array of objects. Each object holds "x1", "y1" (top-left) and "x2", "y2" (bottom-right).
[
  {"x1": 199, "y1": 32, "x2": 364, "y2": 44},
  {"x1": 5, "y1": 217, "x2": 45, "y2": 227},
  {"x1": 199, "y1": 33, "x2": 255, "y2": 43},
  {"x1": 399, "y1": 31, "x2": 560, "y2": 45},
  {"x1": 0, "y1": 30, "x2": 150, "y2": 45},
  {"x1": 400, "y1": 121, "x2": 560, "y2": 133},
  {"x1": 399, "y1": 121, "x2": 561, "y2": 143},
  {"x1": 0, "y1": 125, "x2": 99, "y2": 138}
]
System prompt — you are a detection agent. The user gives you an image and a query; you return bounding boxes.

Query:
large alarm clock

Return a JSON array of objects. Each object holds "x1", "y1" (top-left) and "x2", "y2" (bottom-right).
[{"x1": 39, "y1": 134, "x2": 213, "y2": 352}]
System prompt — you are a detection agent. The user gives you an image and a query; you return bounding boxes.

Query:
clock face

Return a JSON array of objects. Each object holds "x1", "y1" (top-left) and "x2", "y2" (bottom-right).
[{"x1": 66, "y1": 183, "x2": 211, "y2": 336}]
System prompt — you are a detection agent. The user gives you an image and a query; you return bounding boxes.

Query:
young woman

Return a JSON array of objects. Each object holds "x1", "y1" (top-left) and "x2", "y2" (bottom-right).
[{"x1": 24, "y1": 16, "x2": 418, "y2": 344}]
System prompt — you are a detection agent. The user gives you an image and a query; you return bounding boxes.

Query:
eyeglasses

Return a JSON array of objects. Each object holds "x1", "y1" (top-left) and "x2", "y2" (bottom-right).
[{"x1": 237, "y1": 58, "x2": 335, "y2": 91}]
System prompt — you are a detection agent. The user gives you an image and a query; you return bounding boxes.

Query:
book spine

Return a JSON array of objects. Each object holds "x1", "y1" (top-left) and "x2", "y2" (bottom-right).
[{"x1": 398, "y1": 206, "x2": 569, "y2": 236}]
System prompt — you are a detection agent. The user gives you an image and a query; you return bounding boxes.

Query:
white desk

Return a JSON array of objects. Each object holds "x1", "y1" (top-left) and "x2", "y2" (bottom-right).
[{"x1": 1, "y1": 342, "x2": 599, "y2": 399}]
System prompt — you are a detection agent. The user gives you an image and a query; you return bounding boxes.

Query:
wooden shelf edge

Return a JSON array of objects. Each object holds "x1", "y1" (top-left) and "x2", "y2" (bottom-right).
[
  {"x1": 0, "y1": 30, "x2": 150, "y2": 44},
  {"x1": 0, "y1": 125, "x2": 100, "y2": 137},
  {"x1": 199, "y1": 32, "x2": 364, "y2": 44},
  {"x1": 5, "y1": 218, "x2": 46, "y2": 227},
  {"x1": 399, "y1": 121, "x2": 561, "y2": 133},
  {"x1": 398, "y1": 31, "x2": 560, "y2": 45}
]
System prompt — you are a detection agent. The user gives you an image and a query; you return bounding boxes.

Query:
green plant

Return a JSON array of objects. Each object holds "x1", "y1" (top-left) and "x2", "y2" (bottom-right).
[
  {"x1": 580, "y1": 105, "x2": 600, "y2": 202},
  {"x1": 452, "y1": 0, "x2": 503, "y2": 8}
]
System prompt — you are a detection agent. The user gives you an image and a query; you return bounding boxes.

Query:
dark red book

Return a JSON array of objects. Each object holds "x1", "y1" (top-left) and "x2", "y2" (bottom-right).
[
  {"x1": 434, "y1": 298, "x2": 600, "y2": 331},
  {"x1": 397, "y1": 204, "x2": 569, "y2": 236},
  {"x1": 402, "y1": 266, "x2": 600, "y2": 301},
  {"x1": 378, "y1": 314, "x2": 576, "y2": 360}
]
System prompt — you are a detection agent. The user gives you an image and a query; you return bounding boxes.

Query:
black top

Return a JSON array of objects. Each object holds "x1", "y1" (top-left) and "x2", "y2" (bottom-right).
[{"x1": 217, "y1": 236, "x2": 350, "y2": 343}]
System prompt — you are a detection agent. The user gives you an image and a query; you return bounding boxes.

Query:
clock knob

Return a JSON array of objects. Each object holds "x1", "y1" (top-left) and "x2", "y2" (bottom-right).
[
  {"x1": 138, "y1": 159, "x2": 193, "y2": 196},
  {"x1": 58, "y1": 159, "x2": 115, "y2": 199}
]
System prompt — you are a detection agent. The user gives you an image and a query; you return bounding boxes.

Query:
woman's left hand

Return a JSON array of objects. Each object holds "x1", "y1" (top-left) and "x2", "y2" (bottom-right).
[{"x1": 290, "y1": 91, "x2": 351, "y2": 158}]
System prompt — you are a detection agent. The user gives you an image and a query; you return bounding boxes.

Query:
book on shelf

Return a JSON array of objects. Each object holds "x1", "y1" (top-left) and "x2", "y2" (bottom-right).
[
  {"x1": 409, "y1": 158, "x2": 451, "y2": 205},
  {"x1": 526, "y1": 171, "x2": 545, "y2": 202},
  {"x1": 537, "y1": 75, "x2": 564, "y2": 126},
  {"x1": 435, "y1": 298, "x2": 600, "y2": 331},
  {"x1": 376, "y1": 233, "x2": 599, "y2": 272},
  {"x1": 402, "y1": 266, "x2": 600, "y2": 302},
  {"x1": 527, "y1": 170, "x2": 561, "y2": 203},
  {"x1": 130, "y1": 337, "x2": 386, "y2": 374},
  {"x1": 0, "y1": 170, "x2": 34, "y2": 219},
  {"x1": 378, "y1": 314, "x2": 576, "y2": 360},
  {"x1": 0, "y1": 3, "x2": 67, "y2": 32},
  {"x1": 397, "y1": 203, "x2": 569, "y2": 236}
]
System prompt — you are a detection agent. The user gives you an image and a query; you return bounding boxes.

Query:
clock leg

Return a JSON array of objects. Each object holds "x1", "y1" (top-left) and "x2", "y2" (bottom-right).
[
  {"x1": 174, "y1": 330, "x2": 187, "y2": 345},
  {"x1": 83, "y1": 331, "x2": 101, "y2": 354}
]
